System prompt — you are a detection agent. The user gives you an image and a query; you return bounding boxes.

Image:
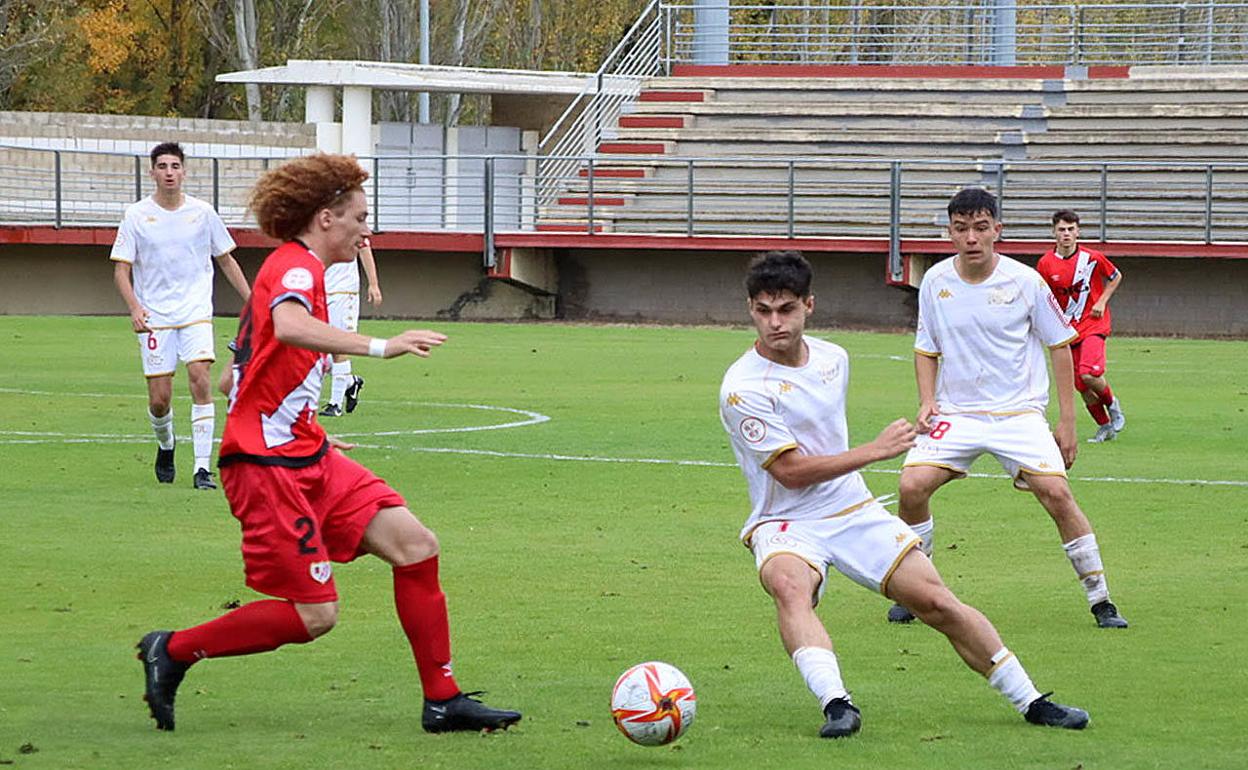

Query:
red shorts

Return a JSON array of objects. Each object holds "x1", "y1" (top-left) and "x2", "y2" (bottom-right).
[
  {"x1": 221, "y1": 449, "x2": 406, "y2": 603},
  {"x1": 1071, "y1": 334, "x2": 1108, "y2": 390}
]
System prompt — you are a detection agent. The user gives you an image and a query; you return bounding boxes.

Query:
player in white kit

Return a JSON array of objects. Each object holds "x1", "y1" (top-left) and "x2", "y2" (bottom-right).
[
  {"x1": 885, "y1": 188, "x2": 1129, "y2": 630},
  {"x1": 319, "y1": 237, "x2": 382, "y2": 417},
  {"x1": 111, "y1": 142, "x2": 250, "y2": 489},
  {"x1": 721, "y1": 251, "x2": 1088, "y2": 738}
]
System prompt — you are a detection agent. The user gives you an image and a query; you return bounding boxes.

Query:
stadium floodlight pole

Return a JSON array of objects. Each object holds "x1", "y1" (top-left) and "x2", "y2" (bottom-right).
[
  {"x1": 991, "y1": 0, "x2": 1017, "y2": 66},
  {"x1": 419, "y1": 0, "x2": 430, "y2": 124}
]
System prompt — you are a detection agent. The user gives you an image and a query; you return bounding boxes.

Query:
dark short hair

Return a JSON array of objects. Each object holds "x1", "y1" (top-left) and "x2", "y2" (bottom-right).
[
  {"x1": 1052, "y1": 209, "x2": 1080, "y2": 226},
  {"x1": 150, "y1": 142, "x2": 185, "y2": 166},
  {"x1": 745, "y1": 251, "x2": 812, "y2": 299},
  {"x1": 947, "y1": 187, "x2": 998, "y2": 221}
]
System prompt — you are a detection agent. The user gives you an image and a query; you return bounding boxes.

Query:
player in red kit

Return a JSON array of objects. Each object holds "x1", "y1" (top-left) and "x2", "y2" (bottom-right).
[
  {"x1": 1036, "y1": 210, "x2": 1126, "y2": 443},
  {"x1": 135, "y1": 153, "x2": 521, "y2": 734}
]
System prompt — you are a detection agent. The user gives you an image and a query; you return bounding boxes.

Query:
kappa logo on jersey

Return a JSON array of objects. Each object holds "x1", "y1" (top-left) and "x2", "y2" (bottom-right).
[
  {"x1": 309, "y1": 561, "x2": 333, "y2": 584},
  {"x1": 739, "y1": 416, "x2": 767, "y2": 443},
  {"x1": 938, "y1": 288, "x2": 953, "y2": 299},
  {"x1": 281, "y1": 267, "x2": 315, "y2": 291},
  {"x1": 779, "y1": 381, "x2": 794, "y2": 394},
  {"x1": 895, "y1": 532, "x2": 910, "y2": 545}
]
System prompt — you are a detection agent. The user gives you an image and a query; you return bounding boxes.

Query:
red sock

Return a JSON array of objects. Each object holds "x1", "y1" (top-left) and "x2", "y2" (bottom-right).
[
  {"x1": 1087, "y1": 402, "x2": 1110, "y2": 425},
  {"x1": 393, "y1": 556, "x2": 460, "y2": 701},
  {"x1": 1099, "y1": 385, "x2": 1115, "y2": 407},
  {"x1": 166, "y1": 600, "x2": 312, "y2": 663}
]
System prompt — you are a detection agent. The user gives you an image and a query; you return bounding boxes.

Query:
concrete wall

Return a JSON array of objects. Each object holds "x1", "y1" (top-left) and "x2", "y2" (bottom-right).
[{"x1": 2, "y1": 243, "x2": 1245, "y2": 337}]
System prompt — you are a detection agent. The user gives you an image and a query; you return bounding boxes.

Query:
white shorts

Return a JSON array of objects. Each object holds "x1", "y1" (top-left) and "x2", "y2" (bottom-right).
[
  {"x1": 327, "y1": 292, "x2": 360, "y2": 333},
  {"x1": 749, "y1": 500, "x2": 920, "y2": 603},
  {"x1": 137, "y1": 322, "x2": 215, "y2": 378},
  {"x1": 902, "y1": 411, "x2": 1067, "y2": 490}
]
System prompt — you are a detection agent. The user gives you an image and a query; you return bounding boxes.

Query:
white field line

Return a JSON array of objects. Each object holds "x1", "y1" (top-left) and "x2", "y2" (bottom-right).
[{"x1": 2, "y1": 389, "x2": 1244, "y2": 488}]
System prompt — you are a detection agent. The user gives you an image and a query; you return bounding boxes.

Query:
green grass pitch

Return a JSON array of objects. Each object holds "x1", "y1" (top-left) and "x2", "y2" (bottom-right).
[{"x1": 1, "y1": 316, "x2": 1245, "y2": 769}]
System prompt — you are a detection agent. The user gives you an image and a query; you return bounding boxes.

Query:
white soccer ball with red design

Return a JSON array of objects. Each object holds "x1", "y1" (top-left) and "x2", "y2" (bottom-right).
[{"x1": 610, "y1": 661, "x2": 697, "y2": 746}]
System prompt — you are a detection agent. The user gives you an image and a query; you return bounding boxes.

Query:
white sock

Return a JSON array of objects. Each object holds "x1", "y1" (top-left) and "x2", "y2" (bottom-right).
[
  {"x1": 149, "y1": 407, "x2": 175, "y2": 451},
  {"x1": 986, "y1": 648, "x2": 1043, "y2": 713},
  {"x1": 329, "y1": 360, "x2": 352, "y2": 406},
  {"x1": 1063, "y1": 534, "x2": 1110, "y2": 605},
  {"x1": 191, "y1": 403, "x2": 214, "y2": 472},
  {"x1": 792, "y1": 646, "x2": 849, "y2": 708},
  {"x1": 909, "y1": 518, "x2": 934, "y2": 557}
]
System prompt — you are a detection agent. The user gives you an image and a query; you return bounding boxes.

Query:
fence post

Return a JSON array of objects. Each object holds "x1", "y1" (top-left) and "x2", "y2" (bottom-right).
[
  {"x1": 54, "y1": 151, "x2": 62, "y2": 229},
  {"x1": 372, "y1": 156, "x2": 381, "y2": 233},
  {"x1": 587, "y1": 157, "x2": 596, "y2": 235},
  {"x1": 1075, "y1": 4, "x2": 1085, "y2": 65},
  {"x1": 1205, "y1": 1, "x2": 1215, "y2": 64},
  {"x1": 483, "y1": 157, "x2": 496, "y2": 269},
  {"x1": 686, "y1": 159, "x2": 695, "y2": 237},
  {"x1": 134, "y1": 155, "x2": 142, "y2": 201},
  {"x1": 1099, "y1": 164, "x2": 1108, "y2": 241},
  {"x1": 663, "y1": 3, "x2": 673, "y2": 74},
  {"x1": 1205, "y1": 164, "x2": 1214, "y2": 243},
  {"x1": 888, "y1": 161, "x2": 903, "y2": 284},
  {"x1": 212, "y1": 157, "x2": 220, "y2": 211},
  {"x1": 996, "y1": 163, "x2": 1006, "y2": 223},
  {"x1": 787, "y1": 160, "x2": 796, "y2": 239}
]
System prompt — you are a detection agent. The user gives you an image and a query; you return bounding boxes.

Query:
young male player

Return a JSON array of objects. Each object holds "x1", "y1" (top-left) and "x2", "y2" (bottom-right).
[
  {"x1": 721, "y1": 250, "x2": 1089, "y2": 738},
  {"x1": 135, "y1": 153, "x2": 521, "y2": 735},
  {"x1": 320, "y1": 237, "x2": 382, "y2": 417},
  {"x1": 1036, "y1": 210, "x2": 1126, "y2": 443},
  {"x1": 885, "y1": 189, "x2": 1129, "y2": 630},
  {"x1": 111, "y1": 142, "x2": 250, "y2": 490}
]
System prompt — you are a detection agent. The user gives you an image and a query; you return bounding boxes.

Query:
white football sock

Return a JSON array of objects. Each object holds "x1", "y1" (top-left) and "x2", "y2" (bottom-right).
[
  {"x1": 149, "y1": 407, "x2": 175, "y2": 451},
  {"x1": 329, "y1": 360, "x2": 351, "y2": 407},
  {"x1": 191, "y1": 403, "x2": 214, "y2": 472},
  {"x1": 909, "y1": 518, "x2": 934, "y2": 557},
  {"x1": 792, "y1": 646, "x2": 849, "y2": 708},
  {"x1": 987, "y1": 648, "x2": 1043, "y2": 713},
  {"x1": 1063, "y1": 533, "x2": 1110, "y2": 605}
]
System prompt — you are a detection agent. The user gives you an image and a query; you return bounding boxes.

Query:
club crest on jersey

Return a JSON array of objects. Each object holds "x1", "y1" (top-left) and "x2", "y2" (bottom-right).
[
  {"x1": 739, "y1": 416, "x2": 767, "y2": 443},
  {"x1": 987, "y1": 287, "x2": 1017, "y2": 306},
  {"x1": 282, "y1": 267, "x2": 315, "y2": 291},
  {"x1": 309, "y1": 561, "x2": 332, "y2": 584}
]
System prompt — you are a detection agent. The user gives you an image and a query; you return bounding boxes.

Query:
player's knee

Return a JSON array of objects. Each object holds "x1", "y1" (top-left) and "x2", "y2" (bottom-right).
[
  {"x1": 909, "y1": 587, "x2": 962, "y2": 627},
  {"x1": 762, "y1": 568, "x2": 816, "y2": 609},
  {"x1": 898, "y1": 473, "x2": 933, "y2": 509},
  {"x1": 297, "y1": 602, "x2": 339, "y2": 638},
  {"x1": 392, "y1": 523, "x2": 439, "y2": 566}
]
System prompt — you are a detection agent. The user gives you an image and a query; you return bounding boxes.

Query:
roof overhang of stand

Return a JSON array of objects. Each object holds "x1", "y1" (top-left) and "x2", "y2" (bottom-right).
[{"x1": 216, "y1": 60, "x2": 596, "y2": 96}]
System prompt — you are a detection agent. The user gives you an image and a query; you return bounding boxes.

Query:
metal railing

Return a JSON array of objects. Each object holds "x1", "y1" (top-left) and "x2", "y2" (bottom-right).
[
  {"x1": 5, "y1": 145, "x2": 1246, "y2": 272},
  {"x1": 663, "y1": 2, "x2": 1248, "y2": 66}
]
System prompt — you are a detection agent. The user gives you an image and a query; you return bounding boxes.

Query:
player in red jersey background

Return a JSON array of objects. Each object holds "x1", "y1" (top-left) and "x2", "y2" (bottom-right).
[
  {"x1": 136, "y1": 153, "x2": 521, "y2": 735},
  {"x1": 1036, "y1": 210, "x2": 1126, "y2": 443}
]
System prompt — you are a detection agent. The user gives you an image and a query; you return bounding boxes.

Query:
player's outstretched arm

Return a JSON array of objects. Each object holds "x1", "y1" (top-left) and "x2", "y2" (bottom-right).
[
  {"x1": 272, "y1": 300, "x2": 445, "y2": 358},
  {"x1": 359, "y1": 243, "x2": 383, "y2": 306},
  {"x1": 767, "y1": 418, "x2": 917, "y2": 490},
  {"x1": 112, "y1": 261, "x2": 151, "y2": 333}
]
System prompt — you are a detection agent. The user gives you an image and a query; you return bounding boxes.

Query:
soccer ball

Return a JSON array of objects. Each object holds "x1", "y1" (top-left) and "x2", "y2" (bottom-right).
[{"x1": 610, "y1": 661, "x2": 697, "y2": 746}]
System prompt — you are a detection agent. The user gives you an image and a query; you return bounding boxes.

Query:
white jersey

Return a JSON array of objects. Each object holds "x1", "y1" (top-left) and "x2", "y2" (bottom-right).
[
  {"x1": 915, "y1": 254, "x2": 1077, "y2": 415},
  {"x1": 324, "y1": 258, "x2": 360, "y2": 294},
  {"x1": 110, "y1": 195, "x2": 235, "y2": 328},
  {"x1": 720, "y1": 336, "x2": 876, "y2": 542}
]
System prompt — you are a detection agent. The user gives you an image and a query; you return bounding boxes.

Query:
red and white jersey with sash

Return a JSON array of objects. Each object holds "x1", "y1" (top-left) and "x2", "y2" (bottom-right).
[
  {"x1": 219, "y1": 240, "x2": 330, "y2": 467},
  {"x1": 1036, "y1": 246, "x2": 1119, "y2": 340}
]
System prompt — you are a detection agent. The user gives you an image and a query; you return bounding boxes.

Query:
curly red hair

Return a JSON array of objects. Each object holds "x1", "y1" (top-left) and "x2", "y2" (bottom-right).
[{"x1": 249, "y1": 154, "x2": 369, "y2": 241}]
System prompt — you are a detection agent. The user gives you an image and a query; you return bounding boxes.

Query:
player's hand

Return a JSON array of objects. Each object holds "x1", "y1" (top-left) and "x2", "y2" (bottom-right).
[
  {"x1": 915, "y1": 402, "x2": 940, "y2": 434},
  {"x1": 130, "y1": 306, "x2": 152, "y2": 333},
  {"x1": 1089, "y1": 302, "x2": 1105, "y2": 319},
  {"x1": 384, "y1": 330, "x2": 447, "y2": 358},
  {"x1": 367, "y1": 285, "x2": 383, "y2": 306},
  {"x1": 1054, "y1": 420, "x2": 1078, "y2": 468},
  {"x1": 328, "y1": 436, "x2": 356, "y2": 451},
  {"x1": 872, "y1": 418, "x2": 917, "y2": 460}
]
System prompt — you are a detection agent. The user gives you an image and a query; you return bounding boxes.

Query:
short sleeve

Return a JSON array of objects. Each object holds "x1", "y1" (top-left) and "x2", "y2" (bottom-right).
[
  {"x1": 914, "y1": 279, "x2": 940, "y2": 356},
  {"x1": 1028, "y1": 271, "x2": 1078, "y2": 347},
  {"x1": 270, "y1": 263, "x2": 317, "y2": 314},
  {"x1": 1095, "y1": 252, "x2": 1119, "y2": 282},
  {"x1": 208, "y1": 210, "x2": 237, "y2": 257},
  {"x1": 110, "y1": 212, "x2": 137, "y2": 264},
  {"x1": 721, "y1": 387, "x2": 798, "y2": 469}
]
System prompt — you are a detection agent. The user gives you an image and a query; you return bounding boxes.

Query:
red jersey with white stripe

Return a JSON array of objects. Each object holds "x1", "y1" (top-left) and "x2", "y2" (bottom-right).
[
  {"x1": 1036, "y1": 246, "x2": 1119, "y2": 339},
  {"x1": 219, "y1": 240, "x2": 330, "y2": 467}
]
